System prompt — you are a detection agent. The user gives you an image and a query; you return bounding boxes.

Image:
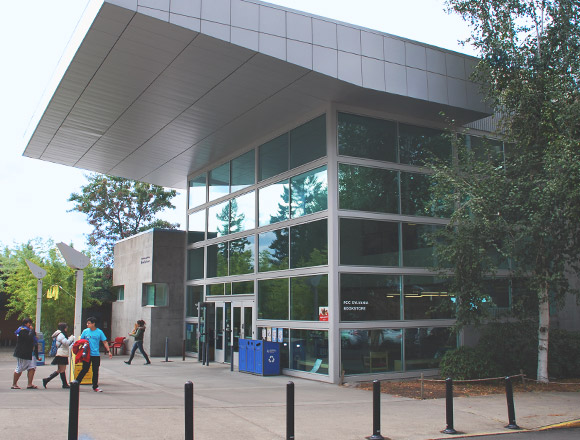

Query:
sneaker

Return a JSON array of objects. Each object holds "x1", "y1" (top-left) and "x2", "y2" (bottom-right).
[
  {"x1": 124, "y1": 361, "x2": 131, "y2": 365},
  {"x1": 62, "y1": 384, "x2": 70, "y2": 389},
  {"x1": 93, "y1": 387, "x2": 103, "y2": 392},
  {"x1": 42, "y1": 378, "x2": 48, "y2": 389}
]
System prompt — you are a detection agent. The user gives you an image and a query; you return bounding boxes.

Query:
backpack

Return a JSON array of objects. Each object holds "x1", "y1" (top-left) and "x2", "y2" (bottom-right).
[{"x1": 49, "y1": 337, "x2": 58, "y2": 356}]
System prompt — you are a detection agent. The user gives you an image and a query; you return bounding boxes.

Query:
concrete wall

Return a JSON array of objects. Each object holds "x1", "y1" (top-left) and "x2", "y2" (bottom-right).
[{"x1": 112, "y1": 229, "x2": 186, "y2": 357}]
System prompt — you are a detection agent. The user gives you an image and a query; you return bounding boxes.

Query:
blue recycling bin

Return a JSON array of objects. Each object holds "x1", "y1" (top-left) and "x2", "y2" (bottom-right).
[
  {"x1": 239, "y1": 339, "x2": 248, "y2": 372},
  {"x1": 247, "y1": 340, "x2": 255, "y2": 373},
  {"x1": 254, "y1": 341, "x2": 280, "y2": 376}
]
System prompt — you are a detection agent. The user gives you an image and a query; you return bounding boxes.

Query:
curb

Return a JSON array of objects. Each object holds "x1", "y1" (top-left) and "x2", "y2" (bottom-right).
[{"x1": 536, "y1": 419, "x2": 580, "y2": 431}]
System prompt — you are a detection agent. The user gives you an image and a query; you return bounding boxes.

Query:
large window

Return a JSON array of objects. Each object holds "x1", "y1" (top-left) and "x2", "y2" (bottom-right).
[
  {"x1": 258, "y1": 278, "x2": 289, "y2": 319},
  {"x1": 208, "y1": 192, "x2": 255, "y2": 238},
  {"x1": 341, "y1": 329, "x2": 403, "y2": 374},
  {"x1": 208, "y1": 162, "x2": 230, "y2": 202},
  {"x1": 231, "y1": 150, "x2": 255, "y2": 192},
  {"x1": 404, "y1": 327, "x2": 456, "y2": 370},
  {"x1": 290, "y1": 275, "x2": 329, "y2": 321},
  {"x1": 185, "y1": 323, "x2": 199, "y2": 353},
  {"x1": 290, "y1": 219, "x2": 328, "y2": 269},
  {"x1": 258, "y1": 228, "x2": 289, "y2": 272},
  {"x1": 187, "y1": 248, "x2": 204, "y2": 280},
  {"x1": 399, "y1": 123, "x2": 451, "y2": 166},
  {"x1": 186, "y1": 286, "x2": 203, "y2": 317},
  {"x1": 340, "y1": 218, "x2": 399, "y2": 266},
  {"x1": 340, "y1": 274, "x2": 401, "y2": 321},
  {"x1": 188, "y1": 173, "x2": 206, "y2": 209},
  {"x1": 259, "y1": 179, "x2": 290, "y2": 226},
  {"x1": 143, "y1": 283, "x2": 168, "y2": 307},
  {"x1": 338, "y1": 112, "x2": 397, "y2": 162},
  {"x1": 289, "y1": 329, "x2": 328, "y2": 375},
  {"x1": 207, "y1": 242, "x2": 228, "y2": 278},
  {"x1": 338, "y1": 164, "x2": 398, "y2": 214},
  {"x1": 188, "y1": 210, "x2": 205, "y2": 244},
  {"x1": 403, "y1": 276, "x2": 455, "y2": 319},
  {"x1": 402, "y1": 223, "x2": 443, "y2": 267},
  {"x1": 207, "y1": 235, "x2": 255, "y2": 278},
  {"x1": 259, "y1": 133, "x2": 288, "y2": 181}
]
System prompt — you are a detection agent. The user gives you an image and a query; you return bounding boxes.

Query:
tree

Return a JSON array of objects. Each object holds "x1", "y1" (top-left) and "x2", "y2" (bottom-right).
[
  {"x1": 69, "y1": 174, "x2": 179, "y2": 265},
  {"x1": 0, "y1": 239, "x2": 104, "y2": 336},
  {"x1": 431, "y1": 0, "x2": 580, "y2": 382}
]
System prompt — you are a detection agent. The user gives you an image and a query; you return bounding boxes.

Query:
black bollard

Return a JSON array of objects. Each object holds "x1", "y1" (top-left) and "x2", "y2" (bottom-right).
[
  {"x1": 165, "y1": 337, "x2": 169, "y2": 362},
  {"x1": 204, "y1": 339, "x2": 210, "y2": 366},
  {"x1": 185, "y1": 381, "x2": 194, "y2": 440},
  {"x1": 287, "y1": 381, "x2": 295, "y2": 440},
  {"x1": 368, "y1": 379, "x2": 385, "y2": 440},
  {"x1": 505, "y1": 377, "x2": 520, "y2": 429},
  {"x1": 199, "y1": 341, "x2": 204, "y2": 364},
  {"x1": 442, "y1": 378, "x2": 457, "y2": 434},
  {"x1": 68, "y1": 380, "x2": 79, "y2": 440},
  {"x1": 230, "y1": 345, "x2": 234, "y2": 372}
]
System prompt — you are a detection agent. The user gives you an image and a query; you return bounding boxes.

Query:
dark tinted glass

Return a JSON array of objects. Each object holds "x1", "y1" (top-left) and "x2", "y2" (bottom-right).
[
  {"x1": 258, "y1": 228, "x2": 289, "y2": 272},
  {"x1": 208, "y1": 162, "x2": 230, "y2": 201},
  {"x1": 289, "y1": 329, "x2": 328, "y2": 374},
  {"x1": 188, "y1": 173, "x2": 206, "y2": 208},
  {"x1": 290, "y1": 220, "x2": 328, "y2": 269},
  {"x1": 187, "y1": 248, "x2": 204, "y2": 280},
  {"x1": 402, "y1": 223, "x2": 442, "y2": 267},
  {"x1": 340, "y1": 218, "x2": 399, "y2": 266},
  {"x1": 258, "y1": 278, "x2": 289, "y2": 319},
  {"x1": 207, "y1": 242, "x2": 228, "y2": 278},
  {"x1": 340, "y1": 274, "x2": 401, "y2": 321},
  {"x1": 338, "y1": 164, "x2": 399, "y2": 213},
  {"x1": 229, "y1": 235, "x2": 255, "y2": 276},
  {"x1": 186, "y1": 286, "x2": 203, "y2": 317},
  {"x1": 403, "y1": 276, "x2": 455, "y2": 319},
  {"x1": 400, "y1": 171, "x2": 452, "y2": 218},
  {"x1": 290, "y1": 275, "x2": 329, "y2": 321},
  {"x1": 404, "y1": 327, "x2": 455, "y2": 370},
  {"x1": 399, "y1": 123, "x2": 451, "y2": 166},
  {"x1": 466, "y1": 135, "x2": 504, "y2": 164},
  {"x1": 259, "y1": 133, "x2": 288, "y2": 181},
  {"x1": 338, "y1": 113, "x2": 397, "y2": 162},
  {"x1": 290, "y1": 115, "x2": 326, "y2": 169},
  {"x1": 231, "y1": 150, "x2": 255, "y2": 192},
  {"x1": 290, "y1": 166, "x2": 328, "y2": 218},
  {"x1": 232, "y1": 280, "x2": 254, "y2": 295},
  {"x1": 340, "y1": 329, "x2": 403, "y2": 374}
]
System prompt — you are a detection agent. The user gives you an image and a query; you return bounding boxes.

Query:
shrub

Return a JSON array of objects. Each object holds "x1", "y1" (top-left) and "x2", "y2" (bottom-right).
[
  {"x1": 548, "y1": 329, "x2": 580, "y2": 378},
  {"x1": 439, "y1": 346, "x2": 500, "y2": 380}
]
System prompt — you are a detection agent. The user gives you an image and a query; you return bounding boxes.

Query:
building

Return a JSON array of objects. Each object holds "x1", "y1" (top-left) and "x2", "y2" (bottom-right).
[
  {"x1": 112, "y1": 228, "x2": 186, "y2": 356},
  {"x1": 24, "y1": 0, "x2": 499, "y2": 383}
]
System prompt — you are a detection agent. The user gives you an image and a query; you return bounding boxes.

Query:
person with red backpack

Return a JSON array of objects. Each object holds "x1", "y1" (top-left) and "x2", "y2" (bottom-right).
[{"x1": 74, "y1": 317, "x2": 112, "y2": 392}]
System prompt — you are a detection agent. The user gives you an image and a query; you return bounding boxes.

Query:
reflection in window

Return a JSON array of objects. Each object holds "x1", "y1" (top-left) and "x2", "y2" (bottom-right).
[
  {"x1": 338, "y1": 112, "x2": 397, "y2": 162},
  {"x1": 402, "y1": 223, "x2": 442, "y2": 267},
  {"x1": 259, "y1": 180, "x2": 290, "y2": 226},
  {"x1": 229, "y1": 235, "x2": 255, "y2": 276},
  {"x1": 340, "y1": 274, "x2": 401, "y2": 321},
  {"x1": 290, "y1": 220, "x2": 328, "y2": 269},
  {"x1": 143, "y1": 283, "x2": 168, "y2": 307},
  {"x1": 187, "y1": 248, "x2": 204, "y2": 280},
  {"x1": 483, "y1": 278, "x2": 510, "y2": 309},
  {"x1": 208, "y1": 162, "x2": 230, "y2": 201},
  {"x1": 258, "y1": 228, "x2": 289, "y2": 272},
  {"x1": 185, "y1": 323, "x2": 198, "y2": 353},
  {"x1": 232, "y1": 280, "x2": 254, "y2": 295},
  {"x1": 188, "y1": 173, "x2": 206, "y2": 209},
  {"x1": 465, "y1": 135, "x2": 504, "y2": 164},
  {"x1": 188, "y1": 210, "x2": 205, "y2": 244},
  {"x1": 290, "y1": 275, "x2": 328, "y2": 321},
  {"x1": 115, "y1": 286, "x2": 124, "y2": 301},
  {"x1": 290, "y1": 115, "x2": 326, "y2": 169},
  {"x1": 340, "y1": 218, "x2": 399, "y2": 267},
  {"x1": 186, "y1": 286, "x2": 203, "y2": 317},
  {"x1": 258, "y1": 278, "x2": 289, "y2": 319},
  {"x1": 403, "y1": 276, "x2": 455, "y2": 319},
  {"x1": 206, "y1": 283, "x2": 226, "y2": 296},
  {"x1": 231, "y1": 150, "x2": 255, "y2": 192},
  {"x1": 207, "y1": 242, "x2": 228, "y2": 278},
  {"x1": 338, "y1": 164, "x2": 399, "y2": 214},
  {"x1": 290, "y1": 329, "x2": 328, "y2": 375},
  {"x1": 290, "y1": 166, "x2": 328, "y2": 219},
  {"x1": 404, "y1": 327, "x2": 456, "y2": 370},
  {"x1": 259, "y1": 133, "x2": 288, "y2": 181},
  {"x1": 208, "y1": 201, "x2": 230, "y2": 238},
  {"x1": 340, "y1": 329, "x2": 402, "y2": 374},
  {"x1": 399, "y1": 123, "x2": 451, "y2": 166},
  {"x1": 230, "y1": 191, "x2": 255, "y2": 233}
]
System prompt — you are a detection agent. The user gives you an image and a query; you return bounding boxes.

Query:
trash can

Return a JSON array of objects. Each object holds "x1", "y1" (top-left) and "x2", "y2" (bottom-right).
[
  {"x1": 247, "y1": 340, "x2": 255, "y2": 373},
  {"x1": 255, "y1": 341, "x2": 280, "y2": 376},
  {"x1": 239, "y1": 339, "x2": 248, "y2": 372},
  {"x1": 36, "y1": 333, "x2": 45, "y2": 366}
]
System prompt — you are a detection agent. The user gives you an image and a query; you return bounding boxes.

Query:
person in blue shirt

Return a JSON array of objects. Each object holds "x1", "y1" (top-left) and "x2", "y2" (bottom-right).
[{"x1": 74, "y1": 317, "x2": 112, "y2": 392}]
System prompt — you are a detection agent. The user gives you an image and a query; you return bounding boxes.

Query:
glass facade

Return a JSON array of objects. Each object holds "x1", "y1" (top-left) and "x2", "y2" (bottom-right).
[{"x1": 183, "y1": 111, "x2": 502, "y2": 379}]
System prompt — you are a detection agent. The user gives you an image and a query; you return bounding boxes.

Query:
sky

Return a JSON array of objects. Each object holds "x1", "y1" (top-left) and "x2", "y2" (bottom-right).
[{"x1": 0, "y1": 0, "x2": 475, "y2": 253}]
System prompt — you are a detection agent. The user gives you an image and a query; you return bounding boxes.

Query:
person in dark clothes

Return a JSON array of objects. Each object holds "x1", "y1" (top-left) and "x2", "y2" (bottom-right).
[
  {"x1": 43, "y1": 322, "x2": 75, "y2": 389},
  {"x1": 12, "y1": 318, "x2": 41, "y2": 389},
  {"x1": 124, "y1": 320, "x2": 151, "y2": 365}
]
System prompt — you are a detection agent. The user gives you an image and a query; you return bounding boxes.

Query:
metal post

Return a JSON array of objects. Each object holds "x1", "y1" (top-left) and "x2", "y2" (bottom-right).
[
  {"x1": 68, "y1": 381, "x2": 79, "y2": 440},
  {"x1": 442, "y1": 377, "x2": 457, "y2": 434},
  {"x1": 286, "y1": 381, "x2": 294, "y2": 440},
  {"x1": 185, "y1": 381, "x2": 194, "y2": 440},
  {"x1": 183, "y1": 339, "x2": 186, "y2": 361},
  {"x1": 505, "y1": 377, "x2": 520, "y2": 429},
  {"x1": 230, "y1": 345, "x2": 234, "y2": 372},
  {"x1": 165, "y1": 337, "x2": 169, "y2": 362},
  {"x1": 204, "y1": 338, "x2": 210, "y2": 366},
  {"x1": 199, "y1": 341, "x2": 204, "y2": 364},
  {"x1": 368, "y1": 379, "x2": 385, "y2": 440},
  {"x1": 74, "y1": 270, "x2": 84, "y2": 339}
]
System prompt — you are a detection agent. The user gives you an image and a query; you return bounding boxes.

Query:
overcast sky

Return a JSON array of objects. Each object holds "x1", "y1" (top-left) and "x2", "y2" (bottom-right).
[{"x1": 0, "y1": 0, "x2": 475, "y2": 253}]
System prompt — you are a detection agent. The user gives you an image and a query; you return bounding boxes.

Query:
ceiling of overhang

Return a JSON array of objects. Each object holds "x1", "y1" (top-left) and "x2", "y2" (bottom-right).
[{"x1": 24, "y1": 2, "x2": 489, "y2": 190}]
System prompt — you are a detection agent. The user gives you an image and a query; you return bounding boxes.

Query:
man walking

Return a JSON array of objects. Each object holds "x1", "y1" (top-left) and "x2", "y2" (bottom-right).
[
  {"x1": 75, "y1": 317, "x2": 112, "y2": 392},
  {"x1": 12, "y1": 318, "x2": 41, "y2": 389}
]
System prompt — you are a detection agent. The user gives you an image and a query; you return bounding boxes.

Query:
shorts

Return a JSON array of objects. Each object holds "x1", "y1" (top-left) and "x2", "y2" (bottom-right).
[{"x1": 15, "y1": 357, "x2": 37, "y2": 373}]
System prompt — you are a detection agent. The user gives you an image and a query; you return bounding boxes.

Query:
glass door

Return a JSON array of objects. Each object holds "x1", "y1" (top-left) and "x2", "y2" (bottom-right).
[{"x1": 212, "y1": 300, "x2": 254, "y2": 364}]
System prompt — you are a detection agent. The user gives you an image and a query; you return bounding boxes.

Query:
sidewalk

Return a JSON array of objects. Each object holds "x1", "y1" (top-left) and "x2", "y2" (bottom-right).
[{"x1": 1, "y1": 348, "x2": 578, "y2": 439}]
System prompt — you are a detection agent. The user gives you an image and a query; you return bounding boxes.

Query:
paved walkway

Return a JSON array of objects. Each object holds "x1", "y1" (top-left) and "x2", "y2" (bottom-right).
[{"x1": 1, "y1": 348, "x2": 578, "y2": 439}]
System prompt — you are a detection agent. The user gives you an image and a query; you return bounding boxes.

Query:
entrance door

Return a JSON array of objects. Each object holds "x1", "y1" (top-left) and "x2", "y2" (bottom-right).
[{"x1": 213, "y1": 300, "x2": 254, "y2": 363}]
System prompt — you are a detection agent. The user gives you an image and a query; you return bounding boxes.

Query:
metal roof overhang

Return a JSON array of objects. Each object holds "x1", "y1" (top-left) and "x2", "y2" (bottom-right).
[{"x1": 23, "y1": 1, "x2": 490, "y2": 189}]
